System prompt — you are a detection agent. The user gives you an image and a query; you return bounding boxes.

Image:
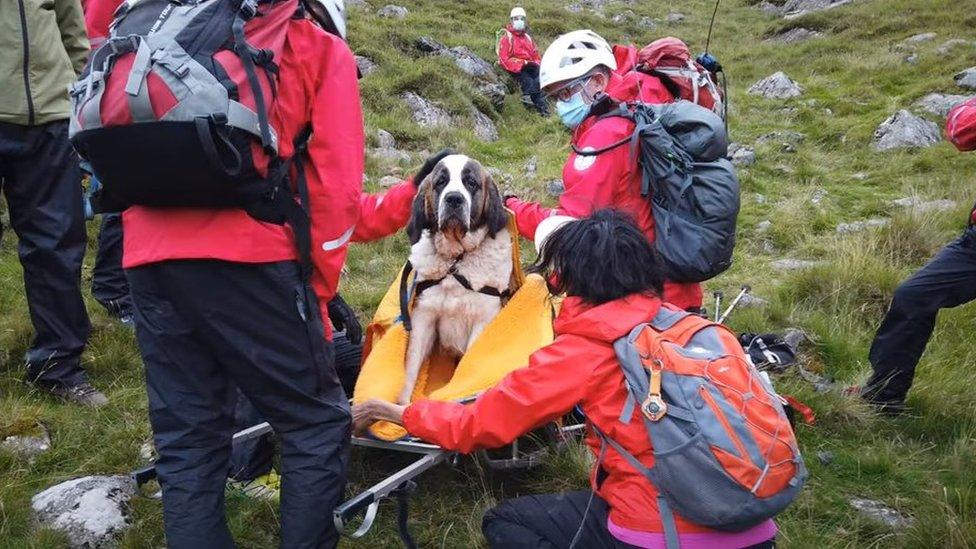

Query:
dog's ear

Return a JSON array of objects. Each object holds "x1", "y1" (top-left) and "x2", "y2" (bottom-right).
[
  {"x1": 481, "y1": 171, "x2": 509, "y2": 238},
  {"x1": 406, "y1": 176, "x2": 437, "y2": 245}
]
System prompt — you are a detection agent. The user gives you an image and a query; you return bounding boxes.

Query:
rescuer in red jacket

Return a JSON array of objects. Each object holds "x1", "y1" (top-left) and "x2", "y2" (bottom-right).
[
  {"x1": 352, "y1": 211, "x2": 777, "y2": 548},
  {"x1": 497, "y1": 7, "x2": 547, "y2": 116},
  {"x1": 854, "y1": 97, "x2": 976, "y2": 414},
  {"x1": 505, "y1": 29, "x2": 702, "y2": 311}
]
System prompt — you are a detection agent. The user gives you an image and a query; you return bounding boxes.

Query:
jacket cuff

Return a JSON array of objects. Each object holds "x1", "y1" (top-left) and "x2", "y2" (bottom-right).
[{"x1": 402, "y1": 402, "x2": 422, "y2": 434}]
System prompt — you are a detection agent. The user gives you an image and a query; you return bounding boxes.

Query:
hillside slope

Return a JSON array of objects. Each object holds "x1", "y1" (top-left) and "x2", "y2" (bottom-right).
[{"x1": 2, "y1": 0, "x2": 976, "y2": 546}]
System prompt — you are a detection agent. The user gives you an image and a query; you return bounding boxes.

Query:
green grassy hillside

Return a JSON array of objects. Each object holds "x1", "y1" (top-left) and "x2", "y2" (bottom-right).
[{"x1": 3, "y1": 0, "x2": 976, "y2": 546}]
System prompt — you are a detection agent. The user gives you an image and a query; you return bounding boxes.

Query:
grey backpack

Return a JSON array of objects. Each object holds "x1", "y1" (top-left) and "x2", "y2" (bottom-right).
[
  {"x1": 592, "y1": 307, "x2": 806, "y2": 548},
  {"x1": 576, "y1": 100, "x2": 740, "y2": 283}
]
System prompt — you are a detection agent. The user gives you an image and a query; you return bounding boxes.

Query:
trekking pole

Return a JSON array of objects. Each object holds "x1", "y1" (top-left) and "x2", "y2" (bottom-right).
[
  {"x1": 718, "y1": 285, "x2": 750, "y2": 324},
  {"x1": 713, "y1": 291, "x2": 724, "y2": 323}
]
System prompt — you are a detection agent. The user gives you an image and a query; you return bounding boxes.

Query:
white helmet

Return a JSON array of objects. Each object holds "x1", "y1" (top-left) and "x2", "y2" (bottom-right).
[
  {"x1": 534, "y1": 215, "x2": 577, "y2": 254},
  {"x1": 510, "y1": 7, "x2": 526, "y2": 18},
  {"x1": 307, "y1": 0, "x2": 346, "y2": 39},
  {"x1": 539, "y1": 29, "x2": 616, "y2": 90}
]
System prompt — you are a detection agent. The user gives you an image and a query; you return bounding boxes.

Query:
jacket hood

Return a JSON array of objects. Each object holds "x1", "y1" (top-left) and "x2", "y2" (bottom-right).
[{"x1": 554, "y1": 293, "x2": 662, "y2": 342}]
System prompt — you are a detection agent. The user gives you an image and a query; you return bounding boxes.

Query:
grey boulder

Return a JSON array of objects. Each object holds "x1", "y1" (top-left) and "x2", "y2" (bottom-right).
[
  {"x1": 914, "y1": 93, "x2": 972, "y2": 118},
  {"x1": 747, "y1": 72, "x2": 803, "y2": 99},
  {"x1": 355, "y1": 55, "x2": 378, "y2": 77},
  {"x1": 954, "y1": 67, "x2": 976, "y2": 90},
  {"x1": 476, "y1": 81, "x2": 508, "y2": 111},
  {"x1": 401, "y1": 92, "x2": 452, "y2": 128},
  {"x1": 766, "y1": 27, "x2": 822, "y2": 44},
  {"x1": 376, "y1": 4, "x2": 407, "y2": 18},
  {"x1": 872, "y1": 110, "x2": 941, "y2": 151},
  {"x1": 849, "y1": 498, "x2": 914, "y2": 529},
  {"x1": 32, "y1": 476, "x2": 136, "y2": 548},
  {"x1": 471, "y1": 108, "x2": 499, "y2": 142},
  {"x1": 444, "y1": 46, "x2": 495, "y2": 79},
  {"x1": 782, "y1": 0, "x2": 853, "y2": 19}
]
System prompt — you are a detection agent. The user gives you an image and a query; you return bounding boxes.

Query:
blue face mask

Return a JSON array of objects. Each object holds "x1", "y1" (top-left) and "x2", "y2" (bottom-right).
[
  {"x1": 556, "y1": 90, "x2": 591, "y2": 129},
  {"x1": 512, "y1": 19, "x2": 526, "y2": 31}
]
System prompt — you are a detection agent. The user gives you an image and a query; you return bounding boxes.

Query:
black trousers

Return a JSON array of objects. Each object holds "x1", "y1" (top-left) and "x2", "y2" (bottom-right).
[
  {"x1": 864, "y1": 226, "x2": 976, "y2": 405},
  {"x1": 483, "y1": 491, "x2": 775, "y2": 549},
  {"x1": 515, "y1": 63, "x2": 548, "y2": 115},
  {"x1": 0, "y1": 121, "x2": 90, "y2": 385},
  {"x1": 92, "y1": 213, "x2": 132, "y2": 317},
  {"x1": 230, "y1": 329, "x2": 362, "y2": 482},
  {"x1": 128, "y1": 260, "x2": 350, "y2": 549}
]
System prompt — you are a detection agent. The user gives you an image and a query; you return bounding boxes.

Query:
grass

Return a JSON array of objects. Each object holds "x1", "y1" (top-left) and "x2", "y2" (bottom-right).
[{"x1": 3, "y1": 0, "x2": 976, "y2": 546}]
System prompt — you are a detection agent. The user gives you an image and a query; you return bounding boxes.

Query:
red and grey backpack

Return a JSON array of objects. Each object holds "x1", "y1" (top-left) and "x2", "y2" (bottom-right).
[{"x1": 69, "y1": 0, "x2": 313, "y2": 269}]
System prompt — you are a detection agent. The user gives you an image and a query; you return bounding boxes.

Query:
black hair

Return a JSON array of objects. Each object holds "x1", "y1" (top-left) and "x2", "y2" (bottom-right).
[{"x1": 527, "y1": 209, "x2": 665, "y2": 305}]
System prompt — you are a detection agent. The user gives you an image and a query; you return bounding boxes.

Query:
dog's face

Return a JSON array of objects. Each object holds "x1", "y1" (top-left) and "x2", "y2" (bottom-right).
[{"x1": 407, "y1": 154, "x2": 508, "y2": 245}]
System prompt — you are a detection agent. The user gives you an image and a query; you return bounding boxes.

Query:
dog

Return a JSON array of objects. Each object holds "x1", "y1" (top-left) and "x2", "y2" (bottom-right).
[{"x1": 399, "y1": 154, "x2": 512, "y2": 404}]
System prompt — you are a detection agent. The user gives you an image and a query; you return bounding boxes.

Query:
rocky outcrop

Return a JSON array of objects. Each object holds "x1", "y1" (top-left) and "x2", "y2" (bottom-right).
[
  {"x1": 401, "y1": 92, "x2": 452, "y2": 128},
  {"x1": 471, "y1": 108, "x2": 499, "y2": 142}
]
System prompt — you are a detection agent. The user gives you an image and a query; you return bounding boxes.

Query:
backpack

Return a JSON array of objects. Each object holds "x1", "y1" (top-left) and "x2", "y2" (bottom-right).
[
  {"x1": 614, "y1": 38, "x2": 726, "y2": 121},
  {"x1": 576, "y1": 100, "x2": 740, "y2": 282},
  {"x1": 68, "y1": 0, "x2": 313, "y2": 269},
  {"x1": 594, "y1": 307, "x2": 806, "y2": 547}
]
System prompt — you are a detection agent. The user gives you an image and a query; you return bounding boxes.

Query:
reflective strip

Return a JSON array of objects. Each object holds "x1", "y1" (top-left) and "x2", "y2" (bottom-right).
[{"x1": 321, "y1": 226, "x2": 355, "y2": 252}]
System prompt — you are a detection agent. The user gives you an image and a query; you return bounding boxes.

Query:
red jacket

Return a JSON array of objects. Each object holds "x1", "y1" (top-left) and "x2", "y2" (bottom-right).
[
  {"x1": 82, "y1": 0, "x2": 120, "y2": 48},
  {"x1": 946, "y1": 97, "x2": 976, "y2": 224},
  {"x1": 116, "y1": 11, "x2": 415, "y2": 335},
  {"x1": 506, "y1": 73, "x2": 702, "y2": 309},
  {"x1": 403, "y1": 293, "x2": 717, "y2": 535},
  {"x1": 497, "y1": 25, "x2": 541, "y2": 74}
]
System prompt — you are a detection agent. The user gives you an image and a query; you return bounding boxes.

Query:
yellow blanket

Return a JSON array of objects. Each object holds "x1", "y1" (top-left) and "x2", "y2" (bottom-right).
[{"x1": 353, "y1": 214, "x2": 555, "y2": 441}]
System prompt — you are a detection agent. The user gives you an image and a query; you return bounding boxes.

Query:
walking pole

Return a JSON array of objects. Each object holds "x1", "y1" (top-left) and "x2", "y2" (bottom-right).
[
  {"x1": 713, "y1": 291, "x2": 724, "y2": 322},
  {"x1": 718, "y1": 285, "x2": 751, "y2": 324}
]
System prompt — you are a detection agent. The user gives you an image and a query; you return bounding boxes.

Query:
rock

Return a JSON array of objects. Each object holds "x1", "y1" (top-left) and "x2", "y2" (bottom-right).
[
  {"x1": 954, "y1": 67, "x2": 976, "y2": 90},
  {"x1": 851, "y1": 172, "x2": 868, "y2": 180},
  {"x1": 904, "y1": 54, "x2": 918, "y2": 65},
  {"x1": 836, "y1": 217, "x2": 891, "y2": 234},
  {"x1": 914, "y1": 93, "x2": 972, "y2": 118},
  {"x1": 766, "y1": 27, "x2": 822, "y2": 44},
  {"x1": 379, "y1": 175, "x2": 402, "y2": 188},
  {"x1": 376, "y1": 4, "x2": 407, "y2": 18},
  {"x1": 760, "y1": 239, "x2": 778, "y2": 254},
  {"x1": 546, "y1": 179, "x2": 565, "y2": 197},
  {"x1": 816, "y1": 450, "x2": 835, "y2": 465},
  {"x1": 476, "y1": 81, "x2": 508, "y2": 111},
  {"x1": 756, "y1": 220, "x2": 773, "y2": 234},
  {"x1": 471, "y1": 108, "x2": 498, "y2": 142},
  {"x1": 771, "y1": 258, "x2": 821, "y2": 271},
  {"x1": 1, "y1": 424, "x2": 51, "y2": 462},
  {"x1": 32, "y1": 476, "x2": 136, "y2": 548},
  {"x1": 747, "y1": 72, "x2": 803, "y2": 99},
  {"x1": 139, "y1": 441, "x2": 155, "y2": 462},
  {"x1": 401, "y1": 92, "x2": 452, "y2": 128},
  {"x1": 892, "y1": 197, "x2": 957, "y2": 214},
  {"x1": 937, "y1": 39, "x2": 972, "y2": 55},
  {"x1": 754, "y1": 193, "x2": 767, "y2": 205},
  {"x1": 375, "y1": 129, "x2": 396, "y2": 150},
  {"x1": 783, "y1": 328, "x2": 810, "y2": 352},
  {"x1": 811, "y1": 188, "x2": 828, "y2": 205},
  {"x1": 758, "y1": 131, "x2": 806, "y2": 146},
  {"x1": 849, "y1": 498, "x2": 914, "y2": 529},
  {"x1": 638, "y1": 16, "x2": 657, "y2": 30},
  {"x1": 757, "y1": 1, "x2": 782, "y2": 14},
  {"x1": 355, "y1": 55, "x2": 378, "y2": 76},
  {"x1": 873, "y1": 110, "x2": 941, "y2": 151},
  {"x1": 369, "y1": 147, "x2": 411, "y2": 163},
  {"x1": 346, "y1": 0, "x2": 368, "y2": 8},
  {"x1": 524, "y1": 156, "x2": 538, "y2": 177},
  {"x1": 893, "y1": 32, "x2": 937, "y2": 51},
  {"x1": 416, "y1": 36, "x2": 447, "y2": 53},
  {"x1": 782, "y1": 0, "x2": 853, "y2": 19},
  {"x1": 665, "y1": 12, "x2": 685, "y2": 23},
  {"x1": 731, "y1": 147, "x2": 757, "y2": 166},
  {"x1": 611, "y1": 10, "x2": 635, "y2": 23},
  {"x1": 444, "y1": 46, "x2": 495, "y2": 79},
  {"x1": 738, "y1": 294, "x2": 770, "y2": 308},
  {"x1": 565, "y1": 3, "x2": 584, "y2": 14}
]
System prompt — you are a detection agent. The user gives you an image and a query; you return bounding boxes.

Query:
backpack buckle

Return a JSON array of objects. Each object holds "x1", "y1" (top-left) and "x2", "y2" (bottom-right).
[{"x1": 641, "y1": 359, "x2": 668, "y2": 421}]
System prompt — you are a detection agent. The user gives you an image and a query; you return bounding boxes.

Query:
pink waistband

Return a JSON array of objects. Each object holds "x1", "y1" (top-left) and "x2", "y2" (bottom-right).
[{"x1": 607, "y1": 517, "x2": 777, "y2": 549}]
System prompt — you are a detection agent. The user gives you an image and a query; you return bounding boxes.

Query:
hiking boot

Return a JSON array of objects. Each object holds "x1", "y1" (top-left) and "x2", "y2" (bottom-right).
[
  {"x1": 98, "y1": 299, "x2": 135, "y2": 328},
  {"x1": 32, "y1": 380, "x2": 109, "y2": 408},
  {"x1": 521, "y1": 94, "x2": 534, "y2": 106},
  {"x1": 227, "y1": 471, "x2": 281, "y2": 502},
  {"x1": 843, "y1": 385, "x2": 906, "y2": 416}
]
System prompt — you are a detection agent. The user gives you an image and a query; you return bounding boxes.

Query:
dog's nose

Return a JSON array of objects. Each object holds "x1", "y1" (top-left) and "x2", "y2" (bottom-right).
[{"x1": 444, "y1": 192, "x2": 465, "y2": 208}]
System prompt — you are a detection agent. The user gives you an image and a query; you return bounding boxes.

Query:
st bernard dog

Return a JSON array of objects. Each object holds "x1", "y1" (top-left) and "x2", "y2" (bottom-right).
[{"x1": 399, "y1": 154, "x2": 512, "y2": 404}]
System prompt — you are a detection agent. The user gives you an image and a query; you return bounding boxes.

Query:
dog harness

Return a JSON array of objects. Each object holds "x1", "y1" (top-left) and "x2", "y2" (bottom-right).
[{"x1": 398, "y1": 255, "x2": 511, "y2": 332}]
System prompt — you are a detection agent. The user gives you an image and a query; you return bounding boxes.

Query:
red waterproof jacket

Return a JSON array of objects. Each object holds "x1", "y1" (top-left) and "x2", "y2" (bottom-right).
[
  {"x1": 946, "y1": 97, "x2": 976, "y2": 224},
  {"x1": 82, "y1": 0, "x2": 118, "y2": 48},
  {"x1": 497, "y1": 25, "x2": 541, "y2": 74},
  {"x1": 404, "y1": 293, "x2": 717, "y2": 534},
  {"x1": 115, "y1": 11, "x2": 415, "y2": 336},
  {"x1": 506, "y1": 73, "x2": 702, "y2": 309}
]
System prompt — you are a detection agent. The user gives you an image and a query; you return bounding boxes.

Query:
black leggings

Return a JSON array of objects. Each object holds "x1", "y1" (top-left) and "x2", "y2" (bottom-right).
[{"x1": 482, "y1": 491, "x2": 775, "y2": 549}]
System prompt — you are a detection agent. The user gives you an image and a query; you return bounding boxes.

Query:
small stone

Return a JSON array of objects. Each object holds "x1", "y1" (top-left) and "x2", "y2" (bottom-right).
[
  {"x1": 379, "y1": 175, "x2": 401, "y2": 188},
  {"x1": 565, "y1": 3, "x2": 584, "y2": 14},
  {"x1": 32, "y1": 476, "x2": 136, "y2": 548},
  {"x1": 376, "y1": 4, "x2": 407, "y2": 18},
  {"x1": 937, "y1": 39, "x2": 972, "y2": 55},
  {"x1": 1, "y1": 424, "x2": 51, "y2": 462},
  {"x1": 811, "y1": 188, "x2": 828, "y2": 205},
  {"x1": 892, "y1": 197, "x2": 957, "y2": 214},
  {"x1": 401, "y1": 92, "x2": 452, "y2": 128},
  {"x1": 816, "y1": 450, "x2": 835, "y2": 465},
  {"x1": 346, "y1": 0, "x2": 367, "y2": 8},
  {"x1": 849, "y1": 498, "x2": 914, "y2": 529},
  {"x1": 738, "y1": 294, "x2": 770, "y2": 308},
  {"x1": 766, "y1": 27, "x2": 822, "y2": 44},
  {"x1": 139, "y1": 441, "x2": 155, "y2": 462},
  {"x1": 416, "y1": 36, "x2": 447, "y2": 53},
  {"x1": 747, "y1": 72, "x2": 803, "y2": 99},
  {"x1": 872, "y1": 110, "x2": 941, "y2": 151},
  {"x1": 783, "y1": 328, "x2": 809, "y2": 352},
  {"x1": 546, "y1": 179, "x2": 565, "y2": 197},
  {"x1": 904, "y1": 54, "x2": 918, "y2": 65},
  {"x1": 771, "y1": 258, "x2": 821, "y2": 271},
  {"x1": 638, "y1": 16, "x2": 657, "y2": 29},
  {"x1": 760, "y1": 239, "x2": 778, "y2": 254},
  {"x1": 836, "y1": 218, "x2": 891, "y2": 234},
  {"x1": 757, "y1": 131, "x2": 806, "y2": 146},
  {"x1": 754, "y1": 193, "x2": 767, "y2": 204},
  {"x1": 376, "y1": 129, "x2": 396, "y2": 150},
  {"x1": 355, "y1": 55, "x2": 378, "y2": 76},
  {"x1": 731, "y1": 147, "x2": 757, "y2": 167},
  {"x1": 851, "y1": 172, "x2": 868, "y2": 180},
  {"x1": 665, "y1": 12, "x2": 685, "y2": 23},
  {"x1": 756, "y1": 220, "x2": 773, "y2": 234},
  {"x1": 955, "y1": 67, "x2": 976, "y2": 90},
  {"x1": 369, "y1": 147, "x2": 411, "y2": 163},
  {"x1": 782, "y1": 143, "x2": 797, "y2": 153},
  {"x1": 524, "y1": 156, "x2": 538, "y2": 177},
  {"x1": 914, "y1": 93, "x2": 972, "y2": 118},
  {"x1": 611, "y1": 10, "x2": 635, "y2": 23},
  {"x1": 471, "y1": 108, "x2": 499, "y2": 142}
]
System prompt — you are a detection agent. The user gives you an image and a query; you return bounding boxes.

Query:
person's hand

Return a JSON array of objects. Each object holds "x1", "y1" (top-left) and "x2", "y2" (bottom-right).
[
  {"x1": 327, "y1": 295, "x2": 362, "y2": 344},
  {"x1": 351, "y1": 398, "x2": 406, "y2": 435},
  {"x1": 412, "y1": 148, "x2": 456, "y2": 188}
]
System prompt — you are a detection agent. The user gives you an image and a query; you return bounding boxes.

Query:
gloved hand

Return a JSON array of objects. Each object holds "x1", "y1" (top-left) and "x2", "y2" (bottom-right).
[
  {"x1": 327, "y1": 295, "x2": 362, "y2": 344},
  {"x1": 412, "y1": 148, "x2": 456, "y2": 188}
]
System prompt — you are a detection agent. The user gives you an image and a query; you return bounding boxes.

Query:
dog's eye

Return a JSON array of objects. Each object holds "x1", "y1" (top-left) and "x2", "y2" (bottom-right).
[
  {"x1": 434, "y1": 174, "x2": 448, "y2": 189},
  {"x1": 462, "y1": 174, "x2": 480, "y2": 191}
]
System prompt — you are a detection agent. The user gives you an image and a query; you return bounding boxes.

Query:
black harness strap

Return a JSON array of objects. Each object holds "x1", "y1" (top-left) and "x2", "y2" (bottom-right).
[{"x1": 232, "y1": 0, "x2": 274, "y2": 152}]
